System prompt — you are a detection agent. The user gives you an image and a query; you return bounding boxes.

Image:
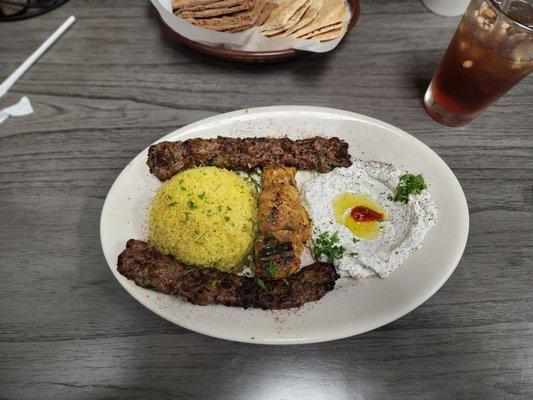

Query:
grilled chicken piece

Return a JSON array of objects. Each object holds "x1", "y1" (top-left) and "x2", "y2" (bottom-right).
[{"x1": 252, "y1": 165, "x2": 311, "y2": 280}]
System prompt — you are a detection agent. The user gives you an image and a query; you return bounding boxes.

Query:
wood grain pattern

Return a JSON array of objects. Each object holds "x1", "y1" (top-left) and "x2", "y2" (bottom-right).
[{"x1": 0, "y1": 0, "x2": 531, "y2": 399}]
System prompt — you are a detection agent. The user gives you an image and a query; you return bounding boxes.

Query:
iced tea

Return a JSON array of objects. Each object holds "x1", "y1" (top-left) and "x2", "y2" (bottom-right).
[{"x1": 424, "y1": 0, "x2": 533, "y2": 126}]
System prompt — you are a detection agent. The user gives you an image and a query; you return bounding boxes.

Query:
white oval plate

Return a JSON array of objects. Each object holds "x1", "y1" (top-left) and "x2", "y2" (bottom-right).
[{"x1": 100, "y1": 106, "x2": 469, "y2": 345}]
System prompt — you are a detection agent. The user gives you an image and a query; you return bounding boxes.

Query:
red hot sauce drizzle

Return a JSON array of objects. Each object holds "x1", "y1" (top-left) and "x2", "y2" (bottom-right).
[{"x1": 350, "y1": 206, "x2": 384, "y2": 222}]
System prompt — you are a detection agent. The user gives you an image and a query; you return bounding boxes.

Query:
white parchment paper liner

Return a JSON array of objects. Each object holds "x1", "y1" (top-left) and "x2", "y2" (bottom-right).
[{"x1": 152, "y1": 0, "x2": 349, "y2": 53}]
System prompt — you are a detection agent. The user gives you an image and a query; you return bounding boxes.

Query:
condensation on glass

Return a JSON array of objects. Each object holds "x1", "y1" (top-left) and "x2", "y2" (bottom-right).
[{"x1": 424, "y1": 0, "x2": 533, "y2": 126}]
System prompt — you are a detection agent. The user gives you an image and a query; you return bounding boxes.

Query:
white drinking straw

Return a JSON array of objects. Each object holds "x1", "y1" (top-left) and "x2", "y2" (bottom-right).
[{"x1": 0, "y1": 15, "x2": 76, "y2": 98}]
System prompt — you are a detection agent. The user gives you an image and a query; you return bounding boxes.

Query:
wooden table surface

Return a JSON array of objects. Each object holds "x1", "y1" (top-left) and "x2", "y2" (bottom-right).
[{"x1": 0, "y1": 1, "x2": 531, "y2": 399}]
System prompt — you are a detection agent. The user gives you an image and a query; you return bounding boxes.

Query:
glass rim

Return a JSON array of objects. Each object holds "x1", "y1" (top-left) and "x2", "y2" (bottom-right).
[{"x1": 488, "y1": 0, "x2": 533, "y2": 33}]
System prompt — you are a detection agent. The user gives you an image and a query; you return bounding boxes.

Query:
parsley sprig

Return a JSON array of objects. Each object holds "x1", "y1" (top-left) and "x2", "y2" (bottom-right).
[
  {"x1": 314, "y1": 231, "x2": 345, "y2": 262},
  {"x1": 389, "y1": 173, "x2": 427, "y2": 203},
  {"x1": 266, "y1": 260, "x2": 278, "y2": 276}
]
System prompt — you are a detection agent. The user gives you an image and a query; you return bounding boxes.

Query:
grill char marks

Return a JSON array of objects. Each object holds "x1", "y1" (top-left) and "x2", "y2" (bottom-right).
[
  {"x1": 117, "y1": 240, "x2": 338, "y2": 310},
  {"x1": 253, "y1": 165, "x2": 311, "y2": 280},
  {"x1": 147, "y1": 136, "x2": 352, "y2": 181}
]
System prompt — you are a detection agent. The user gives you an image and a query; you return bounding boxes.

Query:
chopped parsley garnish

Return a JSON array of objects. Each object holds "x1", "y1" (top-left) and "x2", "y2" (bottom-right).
[
  {"x1": 244, "y1": 170, "x2": 262, "y2": 192},
  {"x1": 173, "y1": 155, "x2": 181, "y2": 162},
  {"x1": 349, "y1": 252, "x2": 358, "y2": 257},
  {"x1": 256, "y1": 278, "x2": 266, "y2": 289},
  {"x1": 389, "y1": 173, "x2": 427, "y2": 203},
  {"x1": 224, "y1": 216, "x2": 230, "y2": 222},
  {"x1": 195, "y1": 231, "x2": 207, "y2": 244},
  {"x1": 250, "y1": 169, "x2": 261, "y2": 177},
  {"x1": 352, "y1": 237, "x2": 359, "y2": 244},
  {"x1": 266, "y1": 260, "x2": 278, "y2": 276},
  {"x1": 314, "y1": 231, "x2": 345, "y2": 262},
  {"x1": 282, "y1": 278, "x2": 290, "y2": 286},
  {"x1": 280, "y1": 253, "x2": 293, "y2": 261},
  {"x1": 210, "y1": 280, "x2": 221, "y2": 289},
  {"x1": 198, "y1": 191, "x2": 206, "y2": 200},
  {"x1": 243, "y1": 251, "x2": 253, "y2": 267},
  {"x1": 187, "y1": 200, "x2": 197, "y2": 210}
]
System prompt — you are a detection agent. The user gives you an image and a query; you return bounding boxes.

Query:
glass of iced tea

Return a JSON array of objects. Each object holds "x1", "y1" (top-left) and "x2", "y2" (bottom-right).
[{"x1": 424, "y1": 0, "x2": 533, "y2": 126}]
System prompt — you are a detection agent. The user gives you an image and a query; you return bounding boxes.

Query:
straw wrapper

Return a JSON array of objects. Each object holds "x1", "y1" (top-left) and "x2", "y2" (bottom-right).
[{"x1": 152, "y1": 0, "x2": 350, "y2": 53}]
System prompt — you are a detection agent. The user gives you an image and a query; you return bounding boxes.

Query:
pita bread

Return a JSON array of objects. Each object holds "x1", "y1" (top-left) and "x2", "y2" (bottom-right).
[
  {"x1": 259, "y1": 0, "x2": 309, "y2": 32},
  {"x1": 291, "y1": 0, "x2": 348, "y2": 38},
  {"x1": 186, "y1": 9, "x2": 255, "y2": 31},
  {"x1": 262, "y1": 0, "x2": 311, "y2": 36},
  {"x1": 307, "y1": 27, "x2": 342, "y2": 41},
  {"x1": 226, "y1": 23, "x2": 254, "y2": 32},
  {"x1": 255, "y1": 1, "x2": 276, "y2": 26},
  {"x1": 249, "y1": 0, "x2": 267, "y2": 24},
  {"x1": 178, "y1": 0, "x2": 245, "y2": 12},
  {"x1": 300, "y1": 22, "x2": 343, "y2": 39},
  {"x1": 282, "y1": 0, "x2": 322, "y2": 37},
  {"x1": 178, "y1": 3, "x2": 252, "y2": 19},
  {"x1": 174, "y1": 0, "x2": 349, "y2": 39},
  {"x1": 172, "y1": 0, "x2": 220, "y2": 11}
]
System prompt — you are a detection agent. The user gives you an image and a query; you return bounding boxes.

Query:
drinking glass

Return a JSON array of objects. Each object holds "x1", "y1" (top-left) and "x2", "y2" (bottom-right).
[{"x1": 424, "y1": 0, "x2": 533, "y2": 126}]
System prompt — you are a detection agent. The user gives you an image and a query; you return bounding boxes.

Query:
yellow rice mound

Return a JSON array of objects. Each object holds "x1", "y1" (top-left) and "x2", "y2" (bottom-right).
[{"x1": 148, "y1": 167, "x2": 257, "y2": 272}]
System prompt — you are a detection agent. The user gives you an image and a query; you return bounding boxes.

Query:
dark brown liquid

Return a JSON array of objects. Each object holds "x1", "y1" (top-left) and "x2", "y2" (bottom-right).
[
  {"x1": 429, "y1": 18, "x2": 532, "y2": 124},
  {"x1": 495, "y1": 0, "x2": 533, "y2": 28}
]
